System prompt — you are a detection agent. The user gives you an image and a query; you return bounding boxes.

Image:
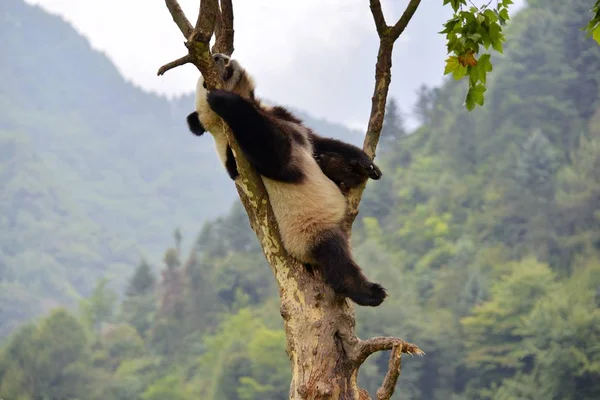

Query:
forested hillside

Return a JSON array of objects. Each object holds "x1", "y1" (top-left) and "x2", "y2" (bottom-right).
[
  {"x1": 1, "y1": 0, "x2": 600, "y2": 399},
  {"x1": 0, "y1": 0, "x2": 362, "y2": 338}
]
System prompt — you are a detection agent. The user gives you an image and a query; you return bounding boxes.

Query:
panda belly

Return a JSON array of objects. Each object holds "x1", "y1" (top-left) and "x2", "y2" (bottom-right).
[{"x1": 261, "y1": 149, "x2": 346, "y2": 263}]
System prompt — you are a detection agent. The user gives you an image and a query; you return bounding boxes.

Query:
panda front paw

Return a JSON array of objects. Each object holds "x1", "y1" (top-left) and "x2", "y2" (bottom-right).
[
  {"x1": 351, "y1": 157, "x2": 383, "y2": 180},
  {"x1": 206, "y1": 89, "x2": 248, "y2": 120}
]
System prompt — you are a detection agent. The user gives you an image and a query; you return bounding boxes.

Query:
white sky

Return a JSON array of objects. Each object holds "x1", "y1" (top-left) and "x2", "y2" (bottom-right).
[{"x1": 24, "y1": 0, "x2": 524, "y2": 130}]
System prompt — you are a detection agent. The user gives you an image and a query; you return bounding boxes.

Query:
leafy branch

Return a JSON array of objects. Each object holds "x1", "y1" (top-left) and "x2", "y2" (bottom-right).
[
  {"x1": 441, "y1": 0, "x2": 512, "y2": 111},
  {"x1": 443, "y1": 0, "x2": 600, "y2": 111}
]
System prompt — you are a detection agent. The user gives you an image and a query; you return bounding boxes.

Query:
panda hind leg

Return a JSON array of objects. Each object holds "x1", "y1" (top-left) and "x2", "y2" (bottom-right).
[{"x1": 310, "y1": 229, "x2": 387, "y2": 307}]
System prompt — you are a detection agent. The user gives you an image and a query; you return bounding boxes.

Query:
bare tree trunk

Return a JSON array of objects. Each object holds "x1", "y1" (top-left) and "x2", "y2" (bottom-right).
[{"x1": 158, "y1": 1, "x2": 423, "y2": 398}]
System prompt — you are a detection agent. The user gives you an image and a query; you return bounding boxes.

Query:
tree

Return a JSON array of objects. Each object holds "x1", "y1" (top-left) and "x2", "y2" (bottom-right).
[
  {"x1": 158, "y1": 1, "x2": 423, "y2": 398},
  {"x1": 126, "y1": 259, "x2": 156, "y2": 297},
  {"x1": 80, "y1": 278, "x2": 118, "y2": 332},
  {"x1": 122, "y1": 259, "x2": 157, "y2": 338},
  {"x1": 155, "y1": 0, "x2": 600, "y2": 398},
  {"x1": 0, "y1": 309, "x2": 92, "y2": 400},
  {"x1": 513, "y1": 130, "x2": 560, "y2": 200},
  {"x1": 380, "y1": 97, "x2": 406, "y2": 150},
  {"x1": 413, "y1": 84, "x2": 438, "y2": 125},
  {"x1": 174, "y1": 228, "x2": 182, "y2": 255}
]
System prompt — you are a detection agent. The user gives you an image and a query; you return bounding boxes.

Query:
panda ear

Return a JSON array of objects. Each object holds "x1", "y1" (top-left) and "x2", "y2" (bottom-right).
[{"x1": 186, "y1": 111, "x2": 206, "y2": 136}]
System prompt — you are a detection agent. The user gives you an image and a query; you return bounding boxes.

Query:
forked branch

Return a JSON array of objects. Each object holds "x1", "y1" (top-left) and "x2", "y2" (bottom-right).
[
  {"x1": 212, "y1": 0, "x2": 235, "y2": 55},
  {"x1": 158, "y1": 0, "x2": 227, "y2": 87},
  {"x1": 390, "y1": 0, "x2": 422, "y2": 40},
  {"x1": 344, "y1": 0, "x2": 423, "y2": 231},
  {"x1": 369, "y1": 0, "x2": 388, "y2": 37}
]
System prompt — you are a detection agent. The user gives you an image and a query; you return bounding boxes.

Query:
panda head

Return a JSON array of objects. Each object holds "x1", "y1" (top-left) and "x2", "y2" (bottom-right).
[{"x1": 196, "y1": 53, "x2": 256, "y2": 102}]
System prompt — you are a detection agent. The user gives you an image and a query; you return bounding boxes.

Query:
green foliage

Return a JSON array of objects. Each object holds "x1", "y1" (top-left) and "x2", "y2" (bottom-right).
[
  {"x1": 0, "y1": 309, "x2": 91, "y2": 400},
  {"x1": 441, "y1": 0, "x2": 511, "y2": 110},
  {"x1": 584, "y1": 0, "x2": 600, "y2": 44},
  {"x1": 80, "y1": 278, "x2": 118, "y2": 332},
  {"x1": 126, "y1": 259, "x2": 156, "y2": 297},
  {"x1": 380, "y1": 97, "x2": 407, "y2": 151},
  {"x1": 442, "y1": 0, "x2": 600, "y2": 111}
]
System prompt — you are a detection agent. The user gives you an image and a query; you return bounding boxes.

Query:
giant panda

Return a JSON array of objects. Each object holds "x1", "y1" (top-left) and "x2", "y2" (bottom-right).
[
  {"x1": 187, "y1": 53, "x2": 387, "y2": 307},
  {"x1": 187, "y1": 54, "x2": 383, "y2": 190}
]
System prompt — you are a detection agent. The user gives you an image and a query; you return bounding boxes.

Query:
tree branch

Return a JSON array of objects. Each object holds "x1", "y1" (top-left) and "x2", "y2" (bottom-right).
[
  {"x1": 376, "y1": 343, "x2": 403, "y2": 400},
  {"x1": 343, "y1": 0, "x2": 423, "y2": 231},
  {"x1": 369, "y1": 0, "x2": 388, "y2": 38},
  {"x1": 390, "y1": 0, "x2": 422, "y2": 40},
  {"x1": 212, "y1": 0, "x2": 235, "y2": 55},
  {"x1": 157, "y1": 54, "x2": 191, "y2": 76},
  {"x1": 352, "y1": 336, "x2": 424, "y2": 364},
  {"x1": 193, "y1": 0, "x2": 219, "y2": 44},
  {"x1": 164, "y1": 0, "x2": 193, "y2": 38}
]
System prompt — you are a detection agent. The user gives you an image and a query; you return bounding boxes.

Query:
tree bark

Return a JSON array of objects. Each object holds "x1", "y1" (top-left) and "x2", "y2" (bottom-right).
[{"x1": 158, "y1": 1, "x2": 423, "y2": 398}]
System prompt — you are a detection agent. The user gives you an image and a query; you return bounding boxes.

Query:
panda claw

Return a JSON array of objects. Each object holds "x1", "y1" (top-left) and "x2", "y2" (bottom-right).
[{"x1": 356, "y1": 158, "x2": 382, "y2": 180}]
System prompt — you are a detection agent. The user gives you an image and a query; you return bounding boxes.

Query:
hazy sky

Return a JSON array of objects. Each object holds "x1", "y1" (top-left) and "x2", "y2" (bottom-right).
[{"x1": 24, "y1": 0, "x2": 524, "y2": 130}]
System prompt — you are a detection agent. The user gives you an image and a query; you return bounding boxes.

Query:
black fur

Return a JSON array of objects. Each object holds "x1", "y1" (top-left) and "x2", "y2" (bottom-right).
[
  {"x1": 312, "y1": 137, "x2": 382, "y2": 187},
  {"x1": 270, "y1": 106, "x2": 303, "y2": 124},
  {"x1": 186, "y1": 111, "x2": 205, "y2": 136},
  {"x1": 186, "y1": 107, "x2": 382, "y2": 192},
  {"x1": 225, "y1": 145, "x2": 239, "y2": 180},
  {"x1": 266, "y1": 105, "x2": 382, "y2": 189},
  {"x1": 314, "y1": 152, "x2": 363, "y2": 190},
  {"x1": 311, "y1": 229, "x2": 387, "y2": 306},
  {"x1": 206, "y1": 89, "x2": 304, "y2": 183}
]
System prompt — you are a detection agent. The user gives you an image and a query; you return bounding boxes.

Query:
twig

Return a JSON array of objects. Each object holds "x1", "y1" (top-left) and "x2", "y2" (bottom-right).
[
  {"x1": 165, "y1": 0, "x2": 193, "y2": 38},
  {"x1": 390, "y1": 0, "x2": 422, "y2": 40},
  {"x1": 376, "y1": 344, "x2": 403, "y2": 400},
  {"x1": 157, "y1": 54, "x2": 191, "y2": 76},
  {"x1": 369, "y1": 0, "x2": 388, "y2": 37},
  {"x1": 212, "y1": 0, "x2": 235, "y2": 55}
]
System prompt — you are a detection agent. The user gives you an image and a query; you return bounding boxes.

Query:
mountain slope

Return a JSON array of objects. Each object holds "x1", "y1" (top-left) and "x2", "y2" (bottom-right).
[{"x1": 0, "y1": 0, "x2": 363, "y2": 337}]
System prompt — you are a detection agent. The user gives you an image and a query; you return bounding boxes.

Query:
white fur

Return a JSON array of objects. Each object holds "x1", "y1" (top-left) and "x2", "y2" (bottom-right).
[
  {"x1": 262, "y1": 134, "x2": 346, "y2": 262},
  {"x1": 195, "y1": 76, "x2": 230, "y2": 168}
]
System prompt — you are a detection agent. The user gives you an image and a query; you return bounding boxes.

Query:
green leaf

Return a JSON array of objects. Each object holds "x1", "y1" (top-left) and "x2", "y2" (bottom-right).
[
  {"x1": 453, "y1": 64, "x2": 468, "y2": 80},
  {"x1": 468, "y1": 33, "x2": 482, "y2": 42},
  {"x1": 593, "y1": 26, "x2": 600, "y2": 45},
  {"x1": 444, "y1": 56, "x2": 460, "y2": 75},
  {"x1": 465, "y1": 90, "x2": 476, "y2": 111},
  {"x1": 479, "y1": 53, "x2": 493, "y2": 72},
  {"x1": 483, "y1": 9, "x2": 498, "y2": 23},
  {"x1": 471, "y1": 84, "x2": 487, "y2": 105}
]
